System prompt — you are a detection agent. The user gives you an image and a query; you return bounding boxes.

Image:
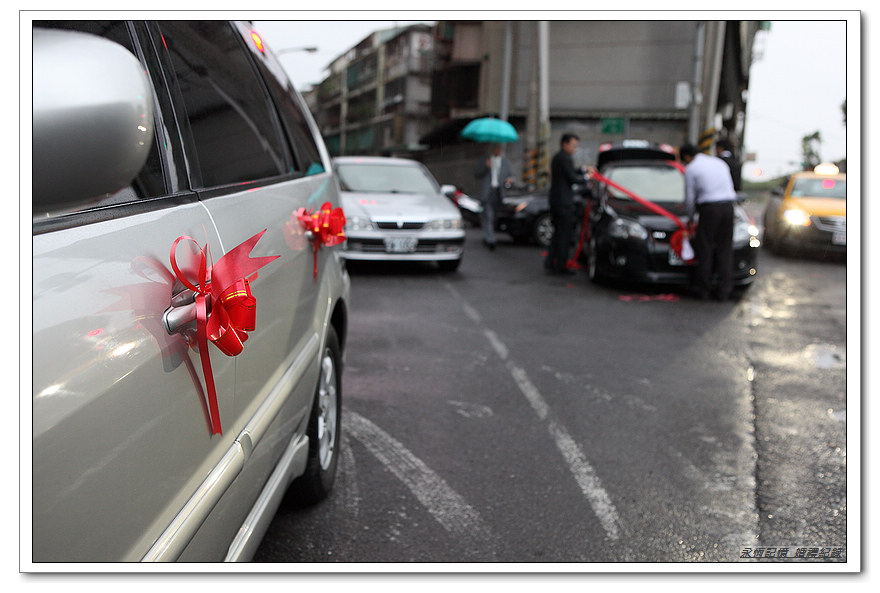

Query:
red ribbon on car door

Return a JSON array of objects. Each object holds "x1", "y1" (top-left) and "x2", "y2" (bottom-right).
[
  {"x1": 170, "y1": 229, "x2": 279, "y2": 435},
  {"x1": 567, "y1": 171, "x2": 695, "y2": 270},
  {"x1": 295, "y1": 202, "x2": 346, "y2": 280}
]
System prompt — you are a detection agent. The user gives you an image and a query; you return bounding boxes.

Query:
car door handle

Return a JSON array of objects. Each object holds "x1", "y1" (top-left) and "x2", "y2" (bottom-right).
[{"x1": 163, "y1": 289, "x2": 201, "y2": 334}]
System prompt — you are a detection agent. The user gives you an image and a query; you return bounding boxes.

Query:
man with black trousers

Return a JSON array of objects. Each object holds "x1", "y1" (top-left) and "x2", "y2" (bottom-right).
[
  {"x1": 679, "y1": 143, "x2": 738, "y2": 301},
  {"x1": 545, "y1": 133, "x2": 584, "y2": 275}
]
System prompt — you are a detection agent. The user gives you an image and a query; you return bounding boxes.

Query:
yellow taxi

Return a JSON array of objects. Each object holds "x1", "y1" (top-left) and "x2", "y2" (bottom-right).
[{"x1": 762, "y1": 163, "x2": 846, "y2": 255}]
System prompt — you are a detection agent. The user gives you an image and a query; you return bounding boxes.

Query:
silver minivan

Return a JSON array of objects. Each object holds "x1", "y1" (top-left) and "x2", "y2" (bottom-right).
[{"x1": 30, "y1": 21, "x2": 350, "y2": 562}]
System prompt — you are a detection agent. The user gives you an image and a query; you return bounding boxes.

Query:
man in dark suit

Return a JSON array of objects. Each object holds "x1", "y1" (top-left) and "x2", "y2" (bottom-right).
[
  {"x1": 715, "y1": 138, "x2": 742, "y2": 191},
  {"x1": 545, "y1": 133, "x2": 584, "y2": 274},
  {"x1": 474, "y1": 144, "x2": 514, "y2": 250}
]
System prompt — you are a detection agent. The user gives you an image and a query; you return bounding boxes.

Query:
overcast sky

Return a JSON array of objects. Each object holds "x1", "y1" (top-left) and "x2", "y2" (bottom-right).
[{"x1": 254, "y1": 17, "x2": 854, "y2": 182}]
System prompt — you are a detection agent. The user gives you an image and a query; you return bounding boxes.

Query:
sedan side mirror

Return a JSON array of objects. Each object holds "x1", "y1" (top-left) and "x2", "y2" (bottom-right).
[
  {"x1": 440, "y1": 184, "x2": 457, "y2": 198},
  {"x1": 32, "y1": 28, "x2": 154, "y2": 211}
]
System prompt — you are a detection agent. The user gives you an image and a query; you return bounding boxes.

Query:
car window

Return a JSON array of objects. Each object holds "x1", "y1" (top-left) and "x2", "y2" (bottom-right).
[
  {"x1": 336, "y1": 163, "x2": 438, "y2": 194},
  {"x1": 606, "y1": 165, "x2": 685, "y2": 203},
  {"x1": 156, "y1": 21, "x2": 288, "y2": 188},
  {"x1": 33, "y1": 21, "x2": 167, "y2": 210},
  {"x1": 241, "y1": 27, "x2": 326, "y2": 177},
  {"x1": 791, "y1": 177, "x2": 846, "y2": 199}
]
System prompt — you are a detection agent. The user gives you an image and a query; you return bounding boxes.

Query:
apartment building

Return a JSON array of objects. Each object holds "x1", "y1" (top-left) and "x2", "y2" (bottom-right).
[{"x1": 310, "y1": 24, "x2": 435, "y2": 156}]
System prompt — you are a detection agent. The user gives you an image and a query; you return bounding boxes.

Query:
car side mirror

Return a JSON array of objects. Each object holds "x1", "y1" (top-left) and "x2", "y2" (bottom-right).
[
  {"x1": 32, "y1": 28, "x2": 155, "y2": 212},
  {"x1": 440, "y1": 184, "x2": 457, "y2": 198},
  {"x1": 771, "y1": 186, "x2": 784, "y2": 197}
]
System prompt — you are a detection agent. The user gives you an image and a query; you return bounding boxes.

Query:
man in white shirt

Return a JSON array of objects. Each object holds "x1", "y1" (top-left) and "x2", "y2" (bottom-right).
[{"x1": 679, "y1": 143, "x2": 738, "y2": 301}]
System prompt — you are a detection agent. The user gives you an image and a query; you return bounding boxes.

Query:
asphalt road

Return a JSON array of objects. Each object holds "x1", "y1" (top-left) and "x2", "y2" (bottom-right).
[{"x1": 254, "y1": 220, "x2": 849, "y2": 566}]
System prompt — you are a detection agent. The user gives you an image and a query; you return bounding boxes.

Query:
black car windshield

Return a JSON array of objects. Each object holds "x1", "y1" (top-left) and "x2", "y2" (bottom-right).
[
  {"x1": 605, "y1": 165, "x2": 685, "y2": 203},
  {"x1": 336, "y1": 163, "x2": 438, "y2": 194},
  {"x1": 791, "y1": 177, "x2": 846, "y2": 199}
]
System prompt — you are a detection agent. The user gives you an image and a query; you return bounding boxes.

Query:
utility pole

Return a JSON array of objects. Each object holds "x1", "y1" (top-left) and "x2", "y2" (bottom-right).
[
  {"x1": 500, "y1": 21, "x2": 512, "y2": 122},
  {"x1": 536, "y1": 21, "x2": 550, "y2": 189}
]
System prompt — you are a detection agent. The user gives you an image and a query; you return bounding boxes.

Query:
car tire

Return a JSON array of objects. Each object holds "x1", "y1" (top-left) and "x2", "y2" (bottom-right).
[
  {"x1": 288, "y1": 326, "x2": 342, "y2": 505},
  {"x1": 438, "y1": 258, "x2": 461, "y2": 273},
  {"x1": 587, "y1": 237, "x2": 605, "y2": 284},
  {"x1": 533, "y1": 213, "x2": 554, "y2": 248}
]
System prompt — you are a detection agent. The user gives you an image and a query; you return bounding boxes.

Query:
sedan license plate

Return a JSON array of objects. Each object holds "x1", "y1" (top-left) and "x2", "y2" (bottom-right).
[
  {"x1": 832, "y1": 232, "x2": 846, "y2": 245},
  {"x1": 384, "y1": 237, "x2": 417, "y2": 253}
]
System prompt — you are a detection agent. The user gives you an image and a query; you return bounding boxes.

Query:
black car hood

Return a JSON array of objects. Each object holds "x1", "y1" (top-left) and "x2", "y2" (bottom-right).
[{"x1": 608, "y1": 198, "x2": 687, "y2": 230}]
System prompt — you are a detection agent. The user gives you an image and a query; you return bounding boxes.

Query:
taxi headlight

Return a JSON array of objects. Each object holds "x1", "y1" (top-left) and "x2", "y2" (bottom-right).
[{"x1": 783, "y1": 208, "x2": 811, "y2": 227}]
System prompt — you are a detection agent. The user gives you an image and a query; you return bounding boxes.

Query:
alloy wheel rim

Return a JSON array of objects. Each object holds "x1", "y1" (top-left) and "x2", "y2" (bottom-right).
[{"x1": 316, "y1": 350, "x2": 338, "y2": 470}]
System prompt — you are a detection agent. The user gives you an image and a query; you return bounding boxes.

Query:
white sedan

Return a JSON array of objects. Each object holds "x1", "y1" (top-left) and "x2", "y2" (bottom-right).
[{"x1": 335, "y1": 156, "x2": 466, "y2": 272}]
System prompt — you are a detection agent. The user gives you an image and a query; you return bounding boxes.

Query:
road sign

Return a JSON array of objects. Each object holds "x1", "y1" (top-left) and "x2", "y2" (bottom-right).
[{"x1": 601, "y1": 117, "x2": 626, "y2": 135}]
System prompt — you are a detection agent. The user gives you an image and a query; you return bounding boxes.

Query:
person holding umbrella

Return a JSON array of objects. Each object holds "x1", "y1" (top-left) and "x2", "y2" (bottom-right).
[
  {"x1": 461, "y1": 117, "x2": 519, "y2": 251},
  {"x1": 474, "y1": 143, "x2": 514, "y2": 250}
]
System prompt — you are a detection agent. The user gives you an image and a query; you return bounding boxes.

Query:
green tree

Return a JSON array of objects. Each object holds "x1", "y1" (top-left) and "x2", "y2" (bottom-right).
[{"x1": 801, "y1": 130, "x2": 822, "y2": 170}]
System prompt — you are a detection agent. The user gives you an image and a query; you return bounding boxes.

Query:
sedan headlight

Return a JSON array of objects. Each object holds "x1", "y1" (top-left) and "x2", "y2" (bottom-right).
[
  {"x1": 425, "y1": 218, "x2": 464, "y2": 231},
  {"x1": 783, "y1": 208, "x2": 811, "y2": 227},
  {"x1": 608, "y1": 218, "x2": 648, "y2": 240},
  {"x1": 346, "y1": 215, "x2": 375, "y2": 232},
  {"x1": 734, "y1": 220, "x2": 761, "y2": 244}
]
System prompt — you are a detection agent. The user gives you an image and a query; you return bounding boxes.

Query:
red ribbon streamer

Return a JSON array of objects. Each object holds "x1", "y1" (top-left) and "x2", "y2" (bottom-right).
[
  {"x1": 170, "y1": 230, "x2": 280, "y2": 435},
  {"x1": 568, "y1": 171, "x2": 694, "y2": 270},
  {"x1": 295, "y1": 202, "x2": 346, "y2": 279}
]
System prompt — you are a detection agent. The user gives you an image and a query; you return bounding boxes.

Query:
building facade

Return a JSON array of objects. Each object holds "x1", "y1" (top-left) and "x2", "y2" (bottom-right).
[
  {"x1": 306, "y1": 20, "x2": 763, "y2": 197},
  {"x1": 310, "y1": 24, "x2": 435, "y2": 157}
]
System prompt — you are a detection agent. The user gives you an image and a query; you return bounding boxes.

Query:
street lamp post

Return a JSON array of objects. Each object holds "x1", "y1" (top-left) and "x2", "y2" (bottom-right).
[{"x1": 275, "y1": 46, "x2": 318, "y2": 56}]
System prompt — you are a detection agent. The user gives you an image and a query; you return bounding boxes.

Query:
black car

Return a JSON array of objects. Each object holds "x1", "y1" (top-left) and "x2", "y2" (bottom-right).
[
  {"x1": 495, "y1": 184, "x2": 588, "y2": 247},
  {"x1": 584, "y1": 140, "x2": 760, "y2": 289}
]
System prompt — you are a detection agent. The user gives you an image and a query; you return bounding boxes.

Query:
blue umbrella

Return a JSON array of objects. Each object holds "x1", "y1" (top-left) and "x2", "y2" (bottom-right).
[{"x1": 460, "y1": 117, "x2": 519, "y2": 143}]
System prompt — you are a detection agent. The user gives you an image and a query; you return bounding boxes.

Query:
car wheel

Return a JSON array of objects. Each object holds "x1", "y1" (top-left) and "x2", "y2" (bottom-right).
[
  {"x1": 587, "y1": 237, "x2": 605, "y2": 284},
  {"x1": 533, "y1": 213, "x2": 554, "y2": 247},
  {"x1": 288, "y1": 326, "x2": 342, "y2": 505},
  {"x1": 438, "y1": 258, "x2": 461, "y2": 273}
]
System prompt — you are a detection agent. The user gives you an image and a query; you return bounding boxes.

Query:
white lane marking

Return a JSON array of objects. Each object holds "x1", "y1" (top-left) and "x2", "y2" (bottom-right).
[
  {"x1": 507, "y1": 361, "x2": 549, "y2": 420},
  {"x1": 548, "y1": 420, "x2": 620, "y2": 539},
  {"x1": 340, "y1": 434, "x2": 360, "y2": 518},
  {"x1": 443, "y1": 281, "x2": 621, "y2": 540},
  {"x1": 345, "y1": 411, "x2": 496, "y2": 553},
  {"x1": 484, "y1": 329, "x2": 508, "y2": 361}
]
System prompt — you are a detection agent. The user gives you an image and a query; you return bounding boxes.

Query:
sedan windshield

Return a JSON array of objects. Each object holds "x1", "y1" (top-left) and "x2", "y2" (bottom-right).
[
  {"x1": 336, "y1": 163, "x2": 438, "y2": 194},
  {"x1": 606, "y1": 165, "x2": 685, "y2": 203},
  {"x1": 791, "y1": 177, "x2": 846, "y2": 199}
]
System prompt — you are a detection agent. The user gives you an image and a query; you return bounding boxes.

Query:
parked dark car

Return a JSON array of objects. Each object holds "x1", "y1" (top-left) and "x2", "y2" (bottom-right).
[
  {"x1": 583, "y1": 140, "x2": 760, "y2": 289},
  {"x1": 495, "y1": 184, "x2": 588, "y2": 247}
]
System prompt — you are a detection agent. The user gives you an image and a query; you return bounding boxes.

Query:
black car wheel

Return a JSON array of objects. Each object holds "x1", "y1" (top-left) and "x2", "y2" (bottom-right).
[
  {"x1": 587, "y1": 236, "x2": 605, "y2": 284},
  {"x1": 533, "y1": 213, "x2": 554, "y2": 247},
  {"x1": 288, "y1": 326, "x2": 342, "y2": 505}
]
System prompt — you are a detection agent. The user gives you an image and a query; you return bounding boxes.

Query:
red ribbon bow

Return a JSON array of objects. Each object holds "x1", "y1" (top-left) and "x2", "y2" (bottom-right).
[
  {"x1": 170, "y1": 230, "x2": 280, "y2": 435},
  {"x1": 295, "y1": 202, "x2": 346, "y2": 279},
  {"x1": 568, "y1": 171, "x2": 695, "y2": 270}
]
